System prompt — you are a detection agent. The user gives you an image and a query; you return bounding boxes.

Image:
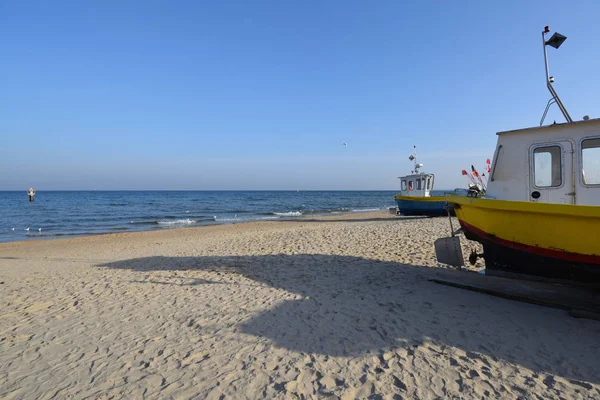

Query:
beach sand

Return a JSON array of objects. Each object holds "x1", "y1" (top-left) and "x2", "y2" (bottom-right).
[{"x1": 1, "y1": 212, "x2": 598, "y2": 399}]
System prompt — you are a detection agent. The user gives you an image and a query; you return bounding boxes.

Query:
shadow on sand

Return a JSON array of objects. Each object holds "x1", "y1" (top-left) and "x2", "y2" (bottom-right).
[{"x1": 97, "y1": 254, "x2": 600, "y2": 384}]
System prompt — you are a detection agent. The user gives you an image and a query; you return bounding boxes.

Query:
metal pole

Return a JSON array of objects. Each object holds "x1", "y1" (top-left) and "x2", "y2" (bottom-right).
[
  {"x1": 413, "y1": 146, "x2": 417, "y2": 173},
  {"x1": 542, "y1": 29, "x2": 573, "y2": 123},
  {"x1": 547, "y1": 83, "x2": 572, "y2": 123},
  {"x1": 542, "y1": 31, "x2": 550, "y2": 83}
]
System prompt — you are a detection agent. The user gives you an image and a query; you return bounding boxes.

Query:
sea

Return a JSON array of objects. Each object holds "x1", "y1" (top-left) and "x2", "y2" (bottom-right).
[{"x1": 0, "y1": 190, "x2": 407, "y2": 243}]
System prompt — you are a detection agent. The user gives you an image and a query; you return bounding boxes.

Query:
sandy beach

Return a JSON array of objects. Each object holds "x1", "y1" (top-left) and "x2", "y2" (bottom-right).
[{"x1": 1, "y1": 212, "x2": 598, "y2": 399}]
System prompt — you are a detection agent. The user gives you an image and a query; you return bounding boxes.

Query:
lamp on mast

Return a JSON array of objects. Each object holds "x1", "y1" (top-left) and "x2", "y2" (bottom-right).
[{"x1": 540, "y1": 26, "x2": 572, "y2": 125}]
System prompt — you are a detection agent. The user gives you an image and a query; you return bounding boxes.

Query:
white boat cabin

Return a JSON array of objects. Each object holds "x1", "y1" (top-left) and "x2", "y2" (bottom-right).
[
  {"x1": 399, "y1": 173, "x2": 435, "y2": 197},
  {"x1": 487, "y1": 117, "x2": 600, "y2": 206}
]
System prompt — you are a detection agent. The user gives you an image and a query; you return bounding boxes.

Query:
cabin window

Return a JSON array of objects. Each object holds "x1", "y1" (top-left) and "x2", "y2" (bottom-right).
[
  {"x1": 533, "y1": 145, "x2": 562, "y2": 187},
  {"x1": 408, "y1": 180, "x2": 413, "y2": 191},
  {"x1": 426, "y1": 177, "x2": 431, "y2": 190},
  {"x1": 416, "y1": 179, "x2": 422, "y2": 190},
  {"x1": 401, "y1": 180, "x2": 407, "y2": 191},
  {"x1": 582, "y1": 138, "x2": 600, "y2": 185}
]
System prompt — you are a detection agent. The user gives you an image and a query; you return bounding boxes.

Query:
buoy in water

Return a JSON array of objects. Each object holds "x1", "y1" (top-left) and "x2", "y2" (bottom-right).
[{"x1": 27, "y1": 187, "x2": 36, "y2": 202}]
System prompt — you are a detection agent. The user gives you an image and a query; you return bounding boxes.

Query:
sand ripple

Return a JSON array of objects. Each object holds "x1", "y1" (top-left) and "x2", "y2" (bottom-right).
[{"x1": 1, "y1": 213, "x2": 598, "y2": 399}]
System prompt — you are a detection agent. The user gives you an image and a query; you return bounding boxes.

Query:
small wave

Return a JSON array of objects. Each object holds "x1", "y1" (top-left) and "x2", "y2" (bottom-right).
[
  {"x1": 303, "y1": 208, "x2": 348, "y2": 215},
  {"x1": 316, "y1": 208, "x2": 351, "y2": 214},
  {"x1": 273, "y1": 211, "x2": 303, "y2": 217},
  {"x1": 351, "y1": 208, "x2": 383, "y2": 212},
  {"x1": 127, "y1": 215, "x2": 183, "y2": 221},
  {"x1": 216, "y1": 217, "x2": 244, "y2": 222},
  {"x1": 34, "y1": 232, "x2": 105, "y2": 237},
  {"x1": 157, "y1": 219, "x2": 197, "y2": 225},
  {"x1": 300, "y1": 210, "x2": 317, "y2": 215},
  {"x1": 109, "y1": 203, "x2": 128, "y2": 207},
  {"x1": 129, "y1": 221, "x2": 157, "y2": 225}
]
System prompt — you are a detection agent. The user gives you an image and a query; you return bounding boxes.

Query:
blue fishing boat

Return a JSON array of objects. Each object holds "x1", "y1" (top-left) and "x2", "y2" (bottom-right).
[{"x1": 394, "y1": 148, "x2": 450, "y2": 216}]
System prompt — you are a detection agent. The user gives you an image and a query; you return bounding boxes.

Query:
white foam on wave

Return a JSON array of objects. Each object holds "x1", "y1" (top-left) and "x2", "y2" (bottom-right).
[
  {"x1": 351, "y1": 208, "x2": 382, "y2": 212},
  {"x1": 273, "y1": 211, "x2": 302, "y2": 217},
  {"x1": 157, "y1": 218, "x2": 197, "y2": 225},
  {"x1": 216, "y1": 217, "x2": 244, "y2": 222}
]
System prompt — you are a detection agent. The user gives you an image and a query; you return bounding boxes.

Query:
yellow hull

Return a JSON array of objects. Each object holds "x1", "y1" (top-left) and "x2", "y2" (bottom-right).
[
  {"x1": 445, "y1": 195, "x2": 600, "y2": 282},
  {"x1": 394, "y1": 195, "x2": 448, "y2": 202},
  {"x1": 448, "y1": 195, "x2": 600, "y2": 256}
]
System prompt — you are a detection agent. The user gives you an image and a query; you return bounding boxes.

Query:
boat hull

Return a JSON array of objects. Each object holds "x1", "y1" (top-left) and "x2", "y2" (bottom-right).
[
  {"x1": 448, "y1": 195, "x2": 600, "y2": 284},
  {"x1": 395, "y1": 195, "x2": 449, "y2": 217}
]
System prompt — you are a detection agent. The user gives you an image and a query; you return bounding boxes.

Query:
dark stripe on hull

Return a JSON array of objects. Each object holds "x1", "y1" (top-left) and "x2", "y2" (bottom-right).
[
  {"x1": 395, "y1": 199, "x2": 452, "y2": 217},
  {"x1": 460, "y1": 221, "x2": 600, "y2": 284},
  {"x1": 398, "y1": 209, "x2": 449, "y2": 217}
]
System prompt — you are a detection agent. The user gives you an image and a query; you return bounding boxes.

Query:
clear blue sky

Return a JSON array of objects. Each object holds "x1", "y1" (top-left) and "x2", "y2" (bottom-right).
[{"x1": 1, "y1": 0, "x2": 599, "y2": 190}]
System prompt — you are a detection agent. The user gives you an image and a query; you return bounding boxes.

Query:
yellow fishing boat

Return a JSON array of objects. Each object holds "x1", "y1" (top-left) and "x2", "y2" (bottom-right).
[
  {"x1": 394, "y1": 147, "x2": 450, "y2": 216},
  {"x1": 436, "y1": 26, "x2": 600, "y2": 284},
  {"x1": 393, "y1": 146, "x2": 468, "y2": 216}
]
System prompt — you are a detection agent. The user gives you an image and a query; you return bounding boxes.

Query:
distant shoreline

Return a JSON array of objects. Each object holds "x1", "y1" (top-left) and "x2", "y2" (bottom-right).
[{"x1": 0, "y1": 211, "x2": 398, "y2": 246}]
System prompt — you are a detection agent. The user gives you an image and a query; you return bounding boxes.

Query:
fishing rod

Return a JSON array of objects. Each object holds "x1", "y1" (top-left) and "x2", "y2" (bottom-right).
[
  {"x1": 481, "y1": 158, "x2": 491, "y2": 185},
  {"x1": 461, "y1": 169, "x2": 478, "y2": 186},
  {"x1": 481, "y1": 172, "x2": 489, "y2": 186},
  {"x1": 471, "y1": 165, "x2": 486, "y2": 190}
]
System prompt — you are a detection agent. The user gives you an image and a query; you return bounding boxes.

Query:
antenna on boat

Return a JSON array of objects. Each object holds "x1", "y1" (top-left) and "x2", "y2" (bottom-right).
[
  {"x1": 408, "y1": 145, "x2": 423, "y2": 174},
  {"x1": 540, "y1": 26, "x2": 572, "y2": 126}
]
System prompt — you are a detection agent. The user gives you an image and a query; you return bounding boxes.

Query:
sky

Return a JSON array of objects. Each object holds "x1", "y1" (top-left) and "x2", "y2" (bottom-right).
[{"x1": 1, "y1": 0, "x2": 599, "y2": 190}]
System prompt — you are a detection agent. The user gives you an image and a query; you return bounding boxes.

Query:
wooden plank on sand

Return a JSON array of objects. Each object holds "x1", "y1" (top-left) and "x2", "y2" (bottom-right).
[{"x1": 430, "y1": 271, "x2": 600, "y2": 320}]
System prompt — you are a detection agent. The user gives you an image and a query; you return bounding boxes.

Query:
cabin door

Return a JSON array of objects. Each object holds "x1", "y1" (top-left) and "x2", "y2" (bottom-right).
[
  {"x1": 529, "y1": 141, "x2": 574, "y2": 204},
  {"x1": 577, "y1": 136, "x2": 600, "y2": 205}
]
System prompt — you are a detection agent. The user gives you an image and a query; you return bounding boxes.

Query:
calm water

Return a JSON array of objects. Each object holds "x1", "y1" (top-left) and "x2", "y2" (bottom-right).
[{"x1": 0, "y1": 191, "x2": 398, "y2": 243}]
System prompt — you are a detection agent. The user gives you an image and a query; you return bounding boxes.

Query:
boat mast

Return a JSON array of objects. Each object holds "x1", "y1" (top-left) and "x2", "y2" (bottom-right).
[
  {"x1": 413, "y1": 145, "x2": 417, "y2": 173},
  {"x1": 540, "y1": 26, "x2": 572, "y2": 125},
  {"x1": 409, "y1": 145, "x2": 422, "y2": 174}
]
